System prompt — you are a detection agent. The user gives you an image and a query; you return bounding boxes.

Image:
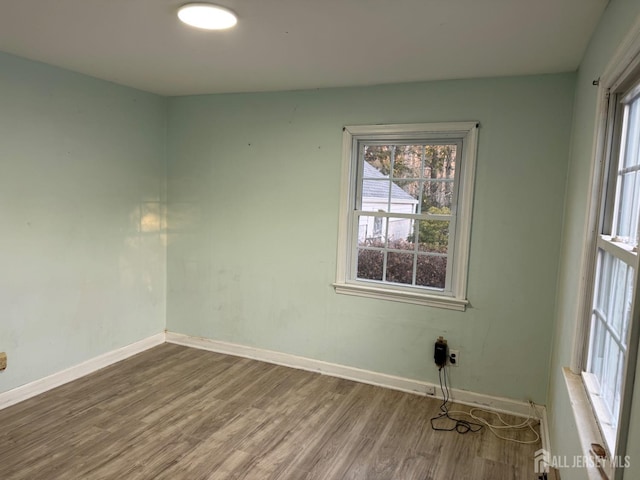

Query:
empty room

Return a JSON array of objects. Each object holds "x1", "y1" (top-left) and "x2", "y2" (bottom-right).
[{"x1": 1, "y1": 1, "x2": 640, "y2": 479}]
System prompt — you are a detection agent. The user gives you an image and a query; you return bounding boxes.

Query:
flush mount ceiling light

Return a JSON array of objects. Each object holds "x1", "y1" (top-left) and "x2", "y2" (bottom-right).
[{"x1": 177, "y1": 3, "x2": 237, "y2": 30}]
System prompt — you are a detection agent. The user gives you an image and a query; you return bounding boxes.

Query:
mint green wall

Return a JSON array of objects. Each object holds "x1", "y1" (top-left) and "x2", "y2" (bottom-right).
[
  {"x1": 166, "y1": 74, "x2": 575, "y2": 404},
  {"x1": 0, "y1": 49, "x2": 576, "y2": 408},
  {"x1": 0, "y1": 52, "x2": 167, "y2": 393},
  {"x1": 547, "y1": 1, "x2": 640, "y2": 479}
]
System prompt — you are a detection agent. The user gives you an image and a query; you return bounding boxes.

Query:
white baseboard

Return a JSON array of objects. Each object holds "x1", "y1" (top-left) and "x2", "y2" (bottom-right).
[
  {"x1": 0, "y1": 330, "x2": 550, "y2": 442},
  {"x1": 166, "y1": 331, "x2": 548, "y2": 422},
  {"x1": 540, "y1": 404, "x2": 551, "y2": 453},
  {"x1": 0, "y1": 332, "x2": 166, "y2": 410}
]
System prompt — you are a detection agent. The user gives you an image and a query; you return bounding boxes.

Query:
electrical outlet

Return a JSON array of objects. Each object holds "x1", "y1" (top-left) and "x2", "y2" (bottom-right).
[
  {"x1": 425, "y1": 385, "x2": 436, "y2": 396},
  {"x1": 0, "y1": 352, "x2": 6, "y2": 371},
  {"x1": 449, "y1": 349, "x2": 459, "y2": 367}
]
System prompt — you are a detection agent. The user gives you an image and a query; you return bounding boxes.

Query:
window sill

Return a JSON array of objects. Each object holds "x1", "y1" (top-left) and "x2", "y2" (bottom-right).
[
  {"x1": 332, "y1": 282, "x2": 468, "y2": 311},
  {"x1": 563, "y1": 367, "x2": 613, "y2": 480},
  {"x1": 581, "y1": 372, "x2": 616, "y2": 454}
]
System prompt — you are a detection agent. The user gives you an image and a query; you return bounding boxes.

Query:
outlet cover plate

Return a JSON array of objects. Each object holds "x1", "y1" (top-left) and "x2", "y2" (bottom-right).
[{"x1": 449, "y1": 349, "x2": 460, "y2": 367}]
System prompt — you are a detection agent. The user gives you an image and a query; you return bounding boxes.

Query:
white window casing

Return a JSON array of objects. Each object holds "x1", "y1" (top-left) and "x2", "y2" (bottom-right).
[
  {"x1": 334, "y1": 122, "x2": 478, "y2": 311},
  {"x1": 571, "y1": 17, "x2": 640, "y2": 478}
]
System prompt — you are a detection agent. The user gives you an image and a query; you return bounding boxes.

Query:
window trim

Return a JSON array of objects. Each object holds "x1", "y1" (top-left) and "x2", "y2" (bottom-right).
[
  {"x1": 581, "y1": 83, "x2": 640, "y2": 471},
  {"x1": 334, "y1": 122, "x2": 478, "y2": 311},
  {"x1": 570, "y1": 16, "x2": 640, "y2": 479}
]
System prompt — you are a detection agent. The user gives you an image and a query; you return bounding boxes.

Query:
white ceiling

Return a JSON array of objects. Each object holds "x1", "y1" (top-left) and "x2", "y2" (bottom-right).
[{"x1": 0, "y1": 0, "x2": 608, "y2": 96}]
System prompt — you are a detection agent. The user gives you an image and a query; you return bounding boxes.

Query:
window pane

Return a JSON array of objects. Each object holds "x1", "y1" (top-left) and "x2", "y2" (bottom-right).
[
  {"x1": 364, "y1": 145, "x2": 392, "y2": 176},
  {"x1": 623, "y1": 266, "x2": 634, "y2": 342},
  {"x1": 589, "y1": 248, "x2": 634, "y2": 429},
  {"x1": 361, "y1": 177, "x2": 390, "y2": 212},
  {"x1": 393, "y1": 145, "x2": 423, "y2": 179},
  {"x1": 424, "y1": 144, "x2": 456, "y2": 180},
  {"x1": 388, "y1": 238, "x2": 415, "y2": 251},
  {"x1": 386, "y1": 252, "x2": 414, "y2": 285},
  {"x1": 631, "y1": 171, "x2": 640, "y2": 246},
  {"x1": 602, "y1": 334, "x2": 620, "y2": 418},
  {"x1": 421, "y1": 180, "x2": 454, "y2": 211},
  {"x1": 595, "y1": 250, "x2": 634, "y2": 340},
  {"x1": 614, "y1": 352, "x2": 625, "y2": 423},
  {"x1": 615, "y1": 98, "x2": 640, "y2": 245},
  {"x1": 357, "y1": 249, "x2": 383, "y2": 281},
  {"x1": 622, "y1": 100, "x2": 640, "y2": 169},
  {"x1": 417, "y1": 219, "x2": 449, "y2": 253},
  {"x1": 357, "y1": 215, "x2": 386, "y2": 246},
  {"x1": 387, "y1": 216, "x2": 415, "y2": 244},
  {"x1": 390, "y1": 180, "x2": 420, "y2": 214},
  {"x1": 591, "y1": 313, "x2": 606, "y2": 381},
  {"x1": 615, "y1": 171, "x2": 640, "y2": 244},
  {"x1": 610, "y1": 256, "x2": 630, "y2": 339},
  {"x1": 595, "y1": 249, "x2": 612, "y2": 315},
  {"x1": 416, "y1": 255, "x2": 447, "y2": 289}
]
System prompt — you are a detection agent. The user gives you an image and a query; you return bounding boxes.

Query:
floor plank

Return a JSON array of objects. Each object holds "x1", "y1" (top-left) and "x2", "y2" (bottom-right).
[{"x1": 0, "y1": 344, "x2": 541, "y2": 479}]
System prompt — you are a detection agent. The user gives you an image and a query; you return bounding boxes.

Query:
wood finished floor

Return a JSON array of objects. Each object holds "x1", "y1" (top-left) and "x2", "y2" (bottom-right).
[{"x1": 0, "y1": 344, "x2": 541, "y2": 479}]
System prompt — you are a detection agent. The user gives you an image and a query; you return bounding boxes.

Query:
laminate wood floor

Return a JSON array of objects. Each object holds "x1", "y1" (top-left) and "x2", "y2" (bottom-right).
[{"x1": 0, "y1": 344, "x2": 541, "y2": 479}]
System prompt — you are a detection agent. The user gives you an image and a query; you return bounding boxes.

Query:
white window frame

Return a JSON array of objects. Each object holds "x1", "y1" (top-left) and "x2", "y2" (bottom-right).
[
  {"x1": 334, "y1": 122, "x2": 478, "y2": 311},
  {"x1": 571, "y1": 19, "x2": 640, "y2": 480}
]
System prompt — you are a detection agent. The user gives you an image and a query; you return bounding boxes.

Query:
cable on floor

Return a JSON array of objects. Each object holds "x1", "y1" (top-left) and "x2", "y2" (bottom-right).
[
  {"x1": 430, "y1": 366, "x2": 483, "y2": 434},
  {"x1": 430, "y1": 365, "x2": 541, "y2": 444}
]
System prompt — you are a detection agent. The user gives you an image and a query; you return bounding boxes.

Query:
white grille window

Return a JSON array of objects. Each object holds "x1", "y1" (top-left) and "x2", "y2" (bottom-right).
[
  {"x1": 584, "y1": 79, "x2": 640, "y2": 453},
  {"x1": 334, "y1": 123, "x2": 478, "y2": 311}
]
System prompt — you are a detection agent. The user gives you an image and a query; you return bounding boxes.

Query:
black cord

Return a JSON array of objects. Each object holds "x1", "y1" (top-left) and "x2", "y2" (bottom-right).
[{"x1": 430, "y1": 366, "x2": 483, "y2": 434}]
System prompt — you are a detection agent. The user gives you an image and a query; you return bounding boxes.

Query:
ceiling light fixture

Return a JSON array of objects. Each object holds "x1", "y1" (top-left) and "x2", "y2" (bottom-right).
[{"x1": 177, "y1": 3, "x2": 237, "y2": 30}]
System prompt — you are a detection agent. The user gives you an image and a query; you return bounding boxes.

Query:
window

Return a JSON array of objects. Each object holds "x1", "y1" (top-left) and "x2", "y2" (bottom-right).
[
  {"x1": 583, "y1": 76, "x2": 640, "y2": 456},
  {"x1": 334, "y1": 122, "x2": 478, "y2": 310}
]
